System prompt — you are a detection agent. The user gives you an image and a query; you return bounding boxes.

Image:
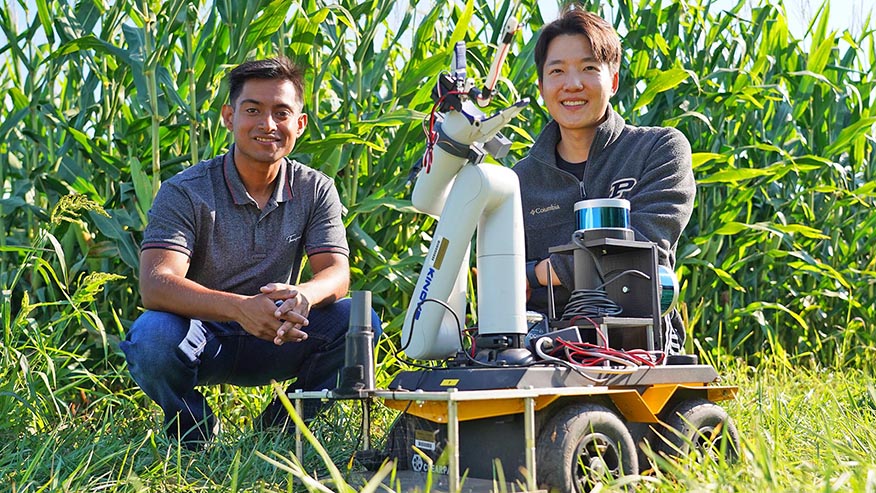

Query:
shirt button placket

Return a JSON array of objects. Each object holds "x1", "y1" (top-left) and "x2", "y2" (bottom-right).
[{"x1": 255, "y1": 209, "x2": 268, "y2": 256}]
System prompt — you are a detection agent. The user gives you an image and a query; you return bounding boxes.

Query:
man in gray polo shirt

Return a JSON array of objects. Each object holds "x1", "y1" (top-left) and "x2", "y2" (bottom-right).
[{"x1": 120, "y1": 56, "x2": 381, "y2": 446}]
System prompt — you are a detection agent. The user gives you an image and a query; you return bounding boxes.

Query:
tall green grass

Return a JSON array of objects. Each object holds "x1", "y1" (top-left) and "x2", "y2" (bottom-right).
[
  {"x1": 4, "y1": 354, "x2": 876, "y2": 492},
  {"x1": 1, "y1": 0, "x2": 875, "y2": 490}
]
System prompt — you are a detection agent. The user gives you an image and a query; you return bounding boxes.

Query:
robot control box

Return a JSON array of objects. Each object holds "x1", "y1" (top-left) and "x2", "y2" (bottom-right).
[{"x1": 549, "y1": 234, "x2": 663, "y2": 352}]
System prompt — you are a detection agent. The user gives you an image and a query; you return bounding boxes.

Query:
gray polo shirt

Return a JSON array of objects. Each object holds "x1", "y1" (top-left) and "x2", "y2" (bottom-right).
[{"x1": 142, "y1": 148, "x2": 349, "y2": 296}]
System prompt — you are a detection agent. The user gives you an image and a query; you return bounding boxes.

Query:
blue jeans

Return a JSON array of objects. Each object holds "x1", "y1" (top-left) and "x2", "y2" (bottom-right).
[{"x1": 120, "y1": 298, "x2": 382, "y2": 442}]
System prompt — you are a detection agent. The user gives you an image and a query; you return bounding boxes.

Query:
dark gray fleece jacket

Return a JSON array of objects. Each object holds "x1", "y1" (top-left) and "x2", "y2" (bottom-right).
[{"x1": 513, "y1": 108, "x2": 695, "y2": 315}]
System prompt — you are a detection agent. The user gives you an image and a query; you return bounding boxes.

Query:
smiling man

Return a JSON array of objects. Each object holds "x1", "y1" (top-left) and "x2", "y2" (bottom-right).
[
  {"x1": 121, "y1": 57, "x2": 381, "y2": 447},
  {"x1": 513, "y1": 7, "x2": 695, "y2": 353}
]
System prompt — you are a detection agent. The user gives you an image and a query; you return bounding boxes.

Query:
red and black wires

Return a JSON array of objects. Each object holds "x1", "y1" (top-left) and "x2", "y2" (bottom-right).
[
  {"x1": 421, "y1": 78, "x2": 465, "y2": 174},
  {"x1": 533, "y1": 318, "x2": 665, "y2": 383}
]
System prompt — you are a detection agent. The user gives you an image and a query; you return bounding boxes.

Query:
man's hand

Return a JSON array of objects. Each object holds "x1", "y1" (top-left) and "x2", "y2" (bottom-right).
[
  {"x1": 230, "y1": 292, "x2": 305, "y2": 345},
  {"x1": 261, "y1": 283, "x2": 311, "y2": 346}
]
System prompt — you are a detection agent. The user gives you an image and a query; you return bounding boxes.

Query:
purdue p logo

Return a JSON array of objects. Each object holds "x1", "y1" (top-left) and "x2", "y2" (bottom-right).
[{"x1": 609, "y1": 178, "x2": 636, "y2": 199}]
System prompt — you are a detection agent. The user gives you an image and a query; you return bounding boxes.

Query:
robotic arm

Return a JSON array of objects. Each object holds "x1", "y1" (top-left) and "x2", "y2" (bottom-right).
[{"x1": 401, "y1": 18, "x2": 532, "y2": 363}]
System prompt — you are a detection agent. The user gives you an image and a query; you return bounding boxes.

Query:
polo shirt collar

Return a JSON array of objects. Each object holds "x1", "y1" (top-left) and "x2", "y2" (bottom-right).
[
  {"x1": 223, "y1": 145, "x2": 295, "y2": 206},
  {"x1": 275, "y1": 158, "x2": 294, "y2": 203}
]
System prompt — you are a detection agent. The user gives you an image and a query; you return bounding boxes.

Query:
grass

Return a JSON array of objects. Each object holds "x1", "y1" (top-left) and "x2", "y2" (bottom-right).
[{"x1": 3, "y1": 358, "x2": 876, "y2": 492}]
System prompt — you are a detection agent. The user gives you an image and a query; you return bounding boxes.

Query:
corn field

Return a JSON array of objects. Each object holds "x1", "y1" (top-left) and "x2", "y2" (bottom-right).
[{"x1": 1, "y1": 0, "x2": 875, "y2": 490}]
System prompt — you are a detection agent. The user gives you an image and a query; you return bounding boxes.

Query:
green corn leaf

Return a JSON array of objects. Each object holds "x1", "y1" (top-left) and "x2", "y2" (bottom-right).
[
  {"x1": 823, "y1": 116, "x2": 876, "y2": 158},
  {"x1": 691, "y1": 152, "x2": 729, "y2": 170},
  {"x1": 449, "y1": 0, "x2": 475, "y2": 47},
  {"x1": 772, "y1": 223, "x2": 829, "y2": 239},
  {"x1": 49, "y1": 34, "x2": 135, "y2": 65},
  {"x1": 129, "y1": 156, "x2": 153, "y2": 223},
  {"x1": 712, "y1": 264, "x2": 745, "y2": 292},
  {"x1": 713, "y1": 222, "x2": 748, "y2": 235},
  {"x1": 699, "y1": 167, "x2": 775, "y2": 184},
  {"x1": 245, "y1": 0, "x2": 295, "y2": 48},
  {"x1": 632, "y1": 67, "x2": 691, "y2": 111},
  {"x1": 87, "y1": 212, "x2": 141, "y2": 271}
]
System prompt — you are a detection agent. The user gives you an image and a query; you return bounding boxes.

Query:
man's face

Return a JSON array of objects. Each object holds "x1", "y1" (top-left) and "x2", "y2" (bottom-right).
[
  {"x1": 538, "y1": 33, "x2": 618, "y2": 135},
  {"x1": 221, "y1": 78, "x2": 307, "y2": 167}
]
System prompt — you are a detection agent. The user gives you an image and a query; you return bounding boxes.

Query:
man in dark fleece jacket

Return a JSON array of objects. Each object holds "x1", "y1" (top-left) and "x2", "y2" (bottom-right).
[{"x1": 514, "y1": 7, "x2": 694, "y2": 352}]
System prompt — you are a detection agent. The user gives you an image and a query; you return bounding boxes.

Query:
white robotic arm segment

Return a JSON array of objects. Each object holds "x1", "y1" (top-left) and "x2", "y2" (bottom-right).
[
  {"x1": 402, "y1": 162, "x2": 527, "y2": 360},
  {"x1": 410, "y1": 112, "x2": 471, "y2": 217},
  {"x1": 411, "y1": 103, "x2": 527, "y2": 216},
  {"x1": 476, "y1": 168, "x2": 527, "y2": 336},
  {"x1": 454, "y1": 99, "x2": 529, "y2": 145}
]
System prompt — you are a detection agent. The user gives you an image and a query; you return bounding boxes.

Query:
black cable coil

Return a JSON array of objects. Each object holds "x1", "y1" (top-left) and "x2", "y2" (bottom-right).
[{"x1": 561, "y1": 288, "x2": 623, "y2": 320}]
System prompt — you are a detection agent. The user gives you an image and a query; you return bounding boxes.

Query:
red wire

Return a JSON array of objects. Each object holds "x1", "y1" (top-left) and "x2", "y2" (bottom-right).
[
  {"x1": 556, "y1": 316, "x2": 666, "y2": 367},
  {"x1": 550, "y1": 338, "x2": 665, "y2": 367},
  {"x1": 422, "y1": 89, "x2": 465, "y2": 174},
  {"x1": 485, "y1": 42, "x2": 511, "y2": 92},
  {"x1": 463, "y1": 327, "x2": 478, "y2": 356}
]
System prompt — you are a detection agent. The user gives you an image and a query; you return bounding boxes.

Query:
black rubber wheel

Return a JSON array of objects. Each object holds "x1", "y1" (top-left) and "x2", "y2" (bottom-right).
[
  {"x1": 654, "y1": 398, "x2": 740, "y2": 463},
  {"x1": 537, "y1": 403, "x2": 639, "y2": 493}
]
